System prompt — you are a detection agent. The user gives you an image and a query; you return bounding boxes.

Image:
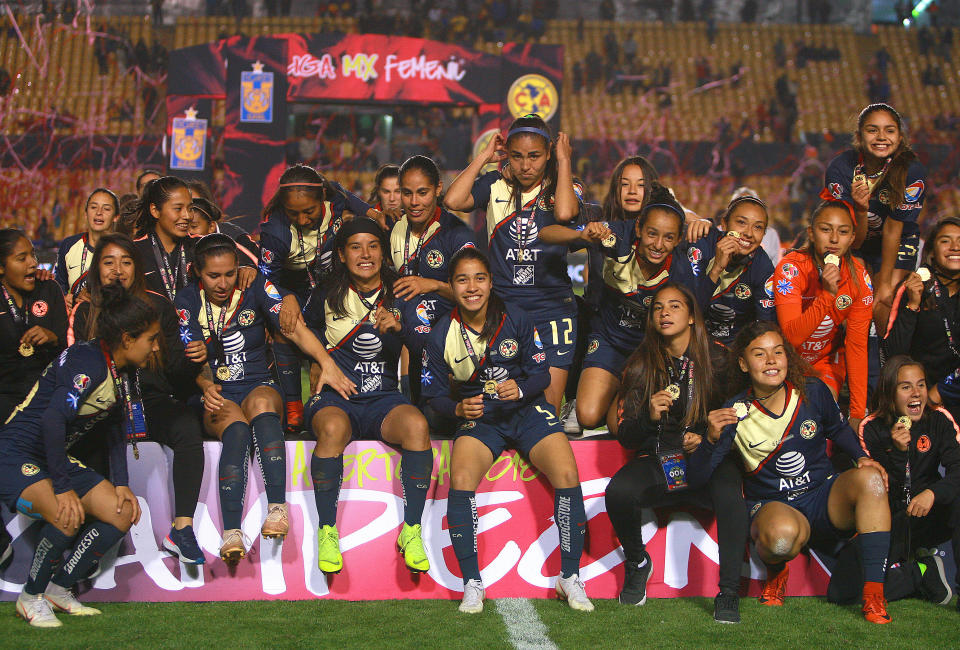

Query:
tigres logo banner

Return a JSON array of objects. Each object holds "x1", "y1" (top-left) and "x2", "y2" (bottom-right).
[
  {"x1": 170, "y1": 114, "x2": 207, "y2": 171},
  {"x1": 240, "y1": 66, "x2": 274, "y2": 123}
]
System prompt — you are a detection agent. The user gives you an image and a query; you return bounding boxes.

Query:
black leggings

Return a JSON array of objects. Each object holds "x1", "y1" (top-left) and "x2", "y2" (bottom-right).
[
  {"x1": 143, "y1": 394, "x2": 205, "y2": 520},
  {"x1": 605, "y1": 454, "x2": 749, "y2": 594}
]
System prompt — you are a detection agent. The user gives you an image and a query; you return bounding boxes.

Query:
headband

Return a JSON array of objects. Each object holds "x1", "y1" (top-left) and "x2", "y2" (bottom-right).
[
  {"x1": 190, "y1": 198, "x2": 220, "y2": 222},
  {"x1": 195, "y1": 232, "x2": 236, "y2": 255},
  {"x1": 278, "y1": 181, "x2": 325, "y2": 188},
  {"x1": 336, "y1": 217, "x2": 384, "y2": 249},
  {"x1": 726, "y1": 195, "x2": 768, "y2": 216},
  {"x1": 641, "y1": 202, "x2": 685, "y2": 219},
  {"x1": 506, "y1": 126, "x2": 551, "y2": 141}
]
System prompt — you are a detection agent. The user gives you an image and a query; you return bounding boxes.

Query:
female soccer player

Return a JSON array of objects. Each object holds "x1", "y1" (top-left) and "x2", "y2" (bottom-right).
[
  {"x1": 542, "y1": 183, "x2": 701, "y2": 432},
  {"x1": 391, "y1": 155, "x2": 475, "y2": 403},
  {"x1": 0, "y1": 229, "x2": 67, "y2": 422},
  {"x1": 860, "y1": 356, "x2": 960, "y2": 606},
  {"x1": 54, "y1": 188, "x2": 119, "y2": 306},
  {"x1": 605, "y1": 283, "x2": 747, "y2": 623},
  {"x1": 773, "y1": 200, "x2": 873, "y2": 430},
  {"x1": 687, "y1": 194, "x2": 776, "y2": 343},
  {"x1": 259, "y1": 164, "x2": 380, "y2": 434},
  {"x1": 422, "y1": 248, "x2": 593, "y2": 614},
  {"x1": 368, "y1": 163, "x2": 402, "y2": 218},
  {"x1": 302, "y1": 218, "x2": 432, "y2": 574},
  {"x1": 0, "y1": 284, "x2": 155, "y2": 627},
  {"x1": 883, "y1": 216, "x2": 960, "y2": 421},
  {"x1": 822, "y1": 103, "x2": 925, "y2": 315},
  {"x1": 691, "y1": 321, "x2": 894, "y2": 624},
  {"x1": 444, "y1": 114, "x2": 582, "y2": 415},
  {"x1": 69, "y1": 233, "x2": 207, "y2": 565},
  {"x1": 177, "y1": 234, "x2": 351, "y2": 562},
  {"x1": 187, "y1": 194, "x2": 259, "y2": 264}
]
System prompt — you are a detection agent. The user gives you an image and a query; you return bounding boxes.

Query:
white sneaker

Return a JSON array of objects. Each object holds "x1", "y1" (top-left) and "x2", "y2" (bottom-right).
[
  {"x1": 561, "y1": 400, "x2": 582, "y2": 435},
  {"x1": 16, "y1": 592, "x2": 62, "y2": 628},
  {"x1": 556, "y1": 573, "x2": 594, "y2": 611},
  {"x1": 458, "y1": 578, "x2": 485, "y2": 614},
  {"x1": 44, "y1": 582, "x2": 101, "y2": 615}
]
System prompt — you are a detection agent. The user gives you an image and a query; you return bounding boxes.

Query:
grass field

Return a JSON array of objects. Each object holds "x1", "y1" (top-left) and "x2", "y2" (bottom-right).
[{"x1": 2, "y1": 596, "x2": 960, "y2": 649}]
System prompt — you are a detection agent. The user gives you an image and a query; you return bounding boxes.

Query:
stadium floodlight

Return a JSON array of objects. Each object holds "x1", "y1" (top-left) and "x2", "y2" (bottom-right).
[{"x1": 912, "y1": 0, "x2": 934, "y2": 18}]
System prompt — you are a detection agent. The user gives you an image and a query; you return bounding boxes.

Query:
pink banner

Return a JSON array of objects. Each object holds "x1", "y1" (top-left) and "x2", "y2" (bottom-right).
[{"x1": 0, "y1": 441, "x2": 829, "y2": 601}]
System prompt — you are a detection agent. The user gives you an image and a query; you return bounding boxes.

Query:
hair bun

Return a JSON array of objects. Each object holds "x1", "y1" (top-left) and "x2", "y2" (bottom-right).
[{"x1": 98, "y1": 282, "x2": 131, "y2": 311}]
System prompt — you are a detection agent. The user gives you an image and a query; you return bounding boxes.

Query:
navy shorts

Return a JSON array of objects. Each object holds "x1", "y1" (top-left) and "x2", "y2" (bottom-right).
[
  {"x1": 305, "y1": 389, "x2": 411, "y2": 440},
  {"x1": 220, "y1": 379, "x2": 280, "y2": 407},
  {"x1": 454, "y1": 399, "x2": 561, "y2": 458},
  {"x1": 747, "y1": 473, "x2": 849, "y2": 541},
  {"x1": 506, "y1": 296, "x2": 578, "y2": 370},
  {"x1": 0, "y1": 451, "x2": 105, "y2": 514},
  {"x1": 581, "y1": 329, "x2": 634, "y2": 377}
]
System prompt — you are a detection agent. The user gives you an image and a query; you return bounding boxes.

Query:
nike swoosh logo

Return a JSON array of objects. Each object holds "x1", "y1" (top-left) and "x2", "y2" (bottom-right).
[
  {"x1": 331, "y1": 316, "x2": 346, "y2": 321},
  {"x1": 748, "y1": 441, "x2": 766, "y2": 449},
  {"x1": 95, "y1": 396, "x2": 111, "y2": 404},
  {"x1": 454, "y1": 355, "x2": 469, "y2": 364},
  {"x1": 556, "y1": 350, "x2": 570, "y2": 356},
  {"x1": 494, "y1": 198, "x2": 509, "y2": 203},
  {"x1": 68, "y1": 264, "x2": 80, "y2": 270}
]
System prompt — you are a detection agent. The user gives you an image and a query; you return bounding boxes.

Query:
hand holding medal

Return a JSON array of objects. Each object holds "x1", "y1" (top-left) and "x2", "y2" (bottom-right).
[
  {"x1": 892, "y1": 415, "x2": 912, "y2": 452},
  {"x1": 851, "y1": 166, "x2": 872, "y2": 211},
  {"x1": 706, "y1": 405, "x2": 743, "y2": 443}
]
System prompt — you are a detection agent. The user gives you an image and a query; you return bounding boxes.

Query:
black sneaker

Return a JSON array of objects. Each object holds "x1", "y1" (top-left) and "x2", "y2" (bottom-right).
[
  {"x1": 714, "y1": 592, "x2": 741, "y2": 623},
  {"x1": 917, "y1": 555, "x2": 953, "y2": 605},
  {"x1": 619, "y1": 552, "x2": 652, "y2": 605}
]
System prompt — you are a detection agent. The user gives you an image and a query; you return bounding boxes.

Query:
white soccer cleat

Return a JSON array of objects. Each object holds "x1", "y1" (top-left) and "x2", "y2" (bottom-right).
[
  {"x1": 556, "y1": 573, "x2": 594, "y2": 612},
  {"x1": 16, "y1": 592, "x2": 62, "y2": 628},
  {"x1": 44, "y1": 582, "x2": 102, "y2": 616},
  {"x1": 458, "y1": 578, "x2": 485, "y2": 614}
]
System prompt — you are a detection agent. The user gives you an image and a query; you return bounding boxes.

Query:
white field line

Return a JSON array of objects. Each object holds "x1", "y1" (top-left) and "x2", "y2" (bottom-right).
[{"x1": 494, "y1": 598, "x2": 559, "y2": 650}]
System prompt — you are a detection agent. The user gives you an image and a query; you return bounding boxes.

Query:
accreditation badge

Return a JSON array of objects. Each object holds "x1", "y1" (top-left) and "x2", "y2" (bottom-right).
[
  {"x1": 170, "y1": 108, "x2": 207, "y2": 171},
  {"x1": 240, "y1": 61, "x2": 274, "y2": 123},
  {"x1": 659, "y1": 452, "x2": 689, "y2": 491}
]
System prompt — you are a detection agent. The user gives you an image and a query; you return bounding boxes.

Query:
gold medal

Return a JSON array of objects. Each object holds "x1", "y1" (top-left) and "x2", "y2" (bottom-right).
[
  {"x1": 483, "y1": 380, "x2": 498, "y2": 396},
  {"x1": 824, "y1": 254, "x2": 840, "y2": 267},
  {"x1": 216, "y1": 365, "x2": 231, "y2": 381},
  {"x1": 897, "y1": 415, "x2": 912, "y2": 431},
  {"x1": 601, "y1": 233, "x2": 617, "y2": 248},
  {"x1": 733, "y1": 402, "x2": 749, "y2": 420},
  {"x1": 727, "y1": 231, "x2": 742, "y2": 240},
  {"x1": 917, "y1": 267, "x2": 931, "y2": 282},
  {"x1": 853, "y1": 173, "x2": 866, "y2": 185},
  {"x1": 665, "y1": 384, "x2": 681, "y2": 400},
  {"x1": 18, "y1": 342, "x2": 33, "y2": 357}
]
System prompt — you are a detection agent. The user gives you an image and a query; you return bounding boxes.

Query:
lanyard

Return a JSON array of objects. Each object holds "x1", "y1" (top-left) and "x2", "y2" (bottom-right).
[
  {"x1": 930, "y1": 278, "x2": 960, "y2": 360},
  {"x1": 150, "y1": 232, "x2": 184, "y2": 301},
  {"x1": 1, "y1": 283, "x2": 29, "y2": 331},
  {"x1": 294, "y1": 204, "x2": 330, "y2": 290},
  {"x1": 656, "y1": 356, "x2": 695, "y2": 454},
  {"x1": 854, "y1": 154, "x2": 892, "y2": 189},
  {"x1": 401, "y1": 207, "x2": 440, "y2": 276},
  {"x1": 351, "y1": 283, "x2": 382, "y2": 322},
  {"x1": 203, "y1": 287, "x2": 235, "y2": 365},
  {"x1": 456, "y1": 309, "x2": 506, "y2": 379},
  {"x1": 512, "y1": 183, "x2": 543, "y2": 259},
  {"x1": 101, "y1": 340, "x2": 144, "y2": 457}
]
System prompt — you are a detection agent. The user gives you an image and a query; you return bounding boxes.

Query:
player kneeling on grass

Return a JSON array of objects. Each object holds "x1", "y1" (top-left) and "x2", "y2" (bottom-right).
[
  {"x1": 0, "y1": 284, "x2": 153, "y2": 627},
  {"x1": 857, "y1": 355, "x2": 960, "y2": 607},
  {"x1": 689, "y1": 321, "x2": 895, "y2": 624},
  {"x1": 421, "y1": 248, "x2": 593, "y2": 614},
  {"x1": 302, "y1": 218, "x2": 433, "y2": 575},
  {"x1": 178, "y1": 234, "x2": 353, "y2": 562}
]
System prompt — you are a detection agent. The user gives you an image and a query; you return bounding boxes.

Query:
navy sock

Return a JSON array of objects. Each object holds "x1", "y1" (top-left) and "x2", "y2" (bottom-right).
[
  {"x1": 219, "y1": 421, "x2": 251, "y2": 530},
  {"x1": 24, "y1": 524, "x2": 74, "y2": 595},
  {"x1": 400, "y1": 449, "x2": 433, "y2": 527},
  {"x1": 447, "y1": 489, "x2": 480, "y2": 583},
  {"x1": 858, "y1": 530, "x2": 891, "y2": 584},
  {"x1": 311, "y1": 454, "x2": 343, "y2": 528},
  {"x1": 555, "y1": 485, "x2": 587, "y2": 578},
  {"x1": 272, "y1": 341, "x2": 303, "y2": 403},
  {"x1": 52, "y1": 521, "x2": 125, "y2": 589},
  {"x1": 251, "y1": 412, "x2": 287, "y2": 504},
  {"x1": 399, "y1": 374, "x2": 411, "y2": 400}
]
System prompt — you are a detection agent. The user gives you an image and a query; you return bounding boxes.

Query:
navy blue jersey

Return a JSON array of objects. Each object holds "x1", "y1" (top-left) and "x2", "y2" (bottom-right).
[
  {"x1": 823, "y1": 150, "x2": 925, "y2": 266},
  {"x1": 686, "y1": 228, "x2": 776, "y2": 343},
  {"x1": 53, "y1": 232, "x2": 95, "y2": 298},
  {"x1": 422, "y1": 304, "x2": 550, "y2": 419},
  {"x1": 470, "y1": 170, "x2": 582, "y2": 309},
  {"x1": 216, "y1": 220, "x2": 260, "y2": 266},
  {"x1": 593, "y1": 219, "x2": 701, "y2": 351},
  {"x1": 303, "y1": 284, "x2": 416, "y2": 396},
  {"x1": 258, "y1": 182, "x2": 371, "y2": 300},
  {"x1": 0, "y1": 341, "x2": 127, "y2": 492},
  {"x1": 692, "y1": 378, "x2": 866, "y2": 503},
  {"x1": 389, "y1": 207, "x2": 476, "y2": 318},
  {"x1": 175, "y1": 273, "x2": 286, "y2": 387}
]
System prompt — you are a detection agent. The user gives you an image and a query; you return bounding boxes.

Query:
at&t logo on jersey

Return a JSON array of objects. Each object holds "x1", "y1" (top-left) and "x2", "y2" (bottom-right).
[
  {"x1": 498, "y1": 339, "x2": 519, "y2": 358},
  {"x1": 509, "y1": 217, "x2": 539, "y2": 247},
  {"x1": 776, "y1": 451, "x2": 811, "y2": 494},
  {"x1": 352, "y1": 332, "x2": 383, "y2": 359}
]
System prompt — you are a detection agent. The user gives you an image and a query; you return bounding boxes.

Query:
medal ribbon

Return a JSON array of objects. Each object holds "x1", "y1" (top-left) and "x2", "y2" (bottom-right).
[
  {"x1": 454, "y1": 308, "x2": 506, "y2": 381},
  {"x1": 401, "y1": 207, "x2": 441, "y2": 276},
  {"x1": 150, "y1": 233, "x2": 185, "y2": 301},
  {"x1": 656, "y1": 356, "x2": 695, "y2": 454},
  {"x1": 100, "y1": 340, "x2": 143, "y2": 453},
  {"x1": 350, "y1": 283, "x2": 383, "y2": 322},
  {"x1": 1, "y1": 282, "x2": 29, "y2": 333},
  {"x1": 512, "y1": 183, "x2": 544, "y2": 261},
  {"x1": 203, "y1": 287, "x2": 236, "y2": 370},
  {"x1": 294, "y1": 203, "x2": 329, "y2": 290},
  {"x1": 930, "y1": 278, "x2": 960, "y2": 361}
]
